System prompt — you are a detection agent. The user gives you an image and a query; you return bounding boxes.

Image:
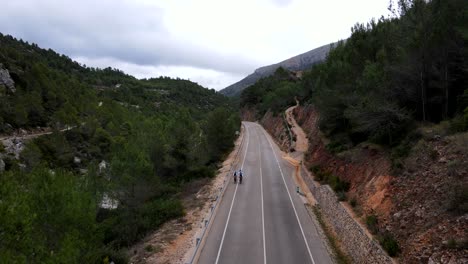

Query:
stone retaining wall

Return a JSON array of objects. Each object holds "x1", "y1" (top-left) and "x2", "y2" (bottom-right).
[{"x1": 301, "y1": 167, "x2": 395, "y2": 264}]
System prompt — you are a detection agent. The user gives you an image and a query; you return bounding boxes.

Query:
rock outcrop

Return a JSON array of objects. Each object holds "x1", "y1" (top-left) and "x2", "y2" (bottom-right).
[
  {"x1": 0, "y1": 157, "x2": 5, "y2": 173},
  {"x1": 0, "y1": 63, "x2": 16, "y2": 93}
]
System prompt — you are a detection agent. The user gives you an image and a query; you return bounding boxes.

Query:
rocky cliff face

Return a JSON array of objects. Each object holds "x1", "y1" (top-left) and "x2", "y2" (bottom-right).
[
  {"x1": 259, "y1": 111, "x2": 291, "y2": 152},
  {"x1": 241, "y1": 107, "x2": 291, "y2": 151},
  {"x1": 293, "y1": 105, "x2": 468, "y2": 264}
]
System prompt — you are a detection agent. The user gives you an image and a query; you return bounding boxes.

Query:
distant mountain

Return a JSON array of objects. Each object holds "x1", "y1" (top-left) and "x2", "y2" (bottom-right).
[{"x1": 220, "y1": 43, "x2": 334, "y2": 96}]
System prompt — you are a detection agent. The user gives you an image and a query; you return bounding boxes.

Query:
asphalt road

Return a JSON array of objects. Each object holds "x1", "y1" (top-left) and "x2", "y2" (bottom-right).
[{"x1": 197, "y1": 122, "x2": 333, "y2": 264}]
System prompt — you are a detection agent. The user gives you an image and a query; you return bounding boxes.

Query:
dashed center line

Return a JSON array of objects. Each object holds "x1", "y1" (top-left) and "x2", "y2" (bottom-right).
[
  {"x1": 255, "y1": 128, "x2": 267, "y2": 264},
  {"x1": 214, "y1": 124, "x2": 250, "y2": 264},
  {"x1": 261, "y1": 127, "x2": 317, "y2": 264}
]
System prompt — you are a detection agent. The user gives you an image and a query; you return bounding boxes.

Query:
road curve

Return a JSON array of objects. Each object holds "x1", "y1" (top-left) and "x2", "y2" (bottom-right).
[{"x1": 197, "y1": 122, "x2": 332, "y2": 264}]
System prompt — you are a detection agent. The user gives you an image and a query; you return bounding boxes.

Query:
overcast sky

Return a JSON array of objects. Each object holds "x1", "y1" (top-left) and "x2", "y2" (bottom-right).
[{"x1": 0, "y1": 0, "x2": 393, "y2": 90}]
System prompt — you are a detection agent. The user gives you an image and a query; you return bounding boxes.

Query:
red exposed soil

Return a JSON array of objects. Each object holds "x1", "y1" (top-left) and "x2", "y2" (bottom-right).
[
  {"x1": 293, "y1": 105, "x2": 394, "y2": 218},
  {"x1": 289, "y1": 104, "x2": 468, "y2": 264}
]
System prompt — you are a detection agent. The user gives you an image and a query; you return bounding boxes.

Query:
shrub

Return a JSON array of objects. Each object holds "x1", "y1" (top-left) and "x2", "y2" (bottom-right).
[
  {"x1": 446, "y1": 238, "x2": 457, "y2": 249},
  {"x1": 337, "y1": 191, "x2": 347, "y2": 201},
  {"x1": 181, "y1": 166, "x2": 215, "y2": 181},
  {"x1": 145, "y1": 244, "x2": 154, "y2": 252},
  {"x1": 310, "y1": 165, "x2": 350, "y2": 193},
  {"x1": 449, "y1": 107, "x2": 468, "y2": 133},
  {"x1": 429, "y1": 148, "x2": 438, "y2": 160},
  {"x1": 447, "y1": 160, "x2": 460, "y2": 177},
  {"x1": 379, "y1": 233, "x2": 400, "y2": 257},
  {"x1": 350, "y1": 198, "x2": 357, "y2": 207},
  {"x1": 101, "y1": 198, "x2": 184, "y2": 248},
  {"x1": 366, "y1": 214, "x2": 379, "y2": 234},
  {"x1": 100, "y1": 248, "x2": 129, "y2": 264},
  {"x1": 310, "y1": 165, "x2": 321, "y2": 174},
  {"x1": 449, "y1": 184, "x2": 468, "y2": 215},
  {"x1": 326, "y1": 140, "x2": 347, "y2": 154}
]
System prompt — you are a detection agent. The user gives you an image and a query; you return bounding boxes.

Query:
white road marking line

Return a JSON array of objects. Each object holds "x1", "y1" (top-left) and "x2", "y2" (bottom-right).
[
  {"x1": 256, "y1": 128, "x2": 267, "y2": 264},
  {"x1": 261, "y1": 127, "x2": 317, "y2": 264},
  {"x1": 215, "y1": 124, "x2": 250, "y2": 264}
]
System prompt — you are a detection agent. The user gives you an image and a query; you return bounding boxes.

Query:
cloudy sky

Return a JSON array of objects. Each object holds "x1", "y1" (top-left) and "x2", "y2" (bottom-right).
[{"x1": 0, "y1": 0, "x2": 392, "y2": 90}]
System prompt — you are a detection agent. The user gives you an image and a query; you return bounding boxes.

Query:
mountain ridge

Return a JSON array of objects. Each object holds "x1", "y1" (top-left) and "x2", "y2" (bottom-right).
[{"x1": 220, "y1": 43, "x2": 334, "y2": 96}]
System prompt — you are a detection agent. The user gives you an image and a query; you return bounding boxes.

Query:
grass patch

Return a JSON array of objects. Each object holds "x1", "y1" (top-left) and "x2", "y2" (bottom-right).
[{"x1": 311, "y1": 205, "x2": 350, "y2": 264}]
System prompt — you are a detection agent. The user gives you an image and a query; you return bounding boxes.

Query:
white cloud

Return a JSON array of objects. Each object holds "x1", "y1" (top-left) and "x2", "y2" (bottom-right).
[
  {"x1": 0, "y1": 0, "x2": 392, "y2": 90},
  {"x1": 74, "y1": 56, "x2": 244, "y2": 90}
]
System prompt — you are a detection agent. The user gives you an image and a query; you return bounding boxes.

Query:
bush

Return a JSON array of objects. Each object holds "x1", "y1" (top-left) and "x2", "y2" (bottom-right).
[
  {"x1": 337, "y1": 191, "x2": 347, "y2": 201},
  {"x1": 101, "y1": 198, "x2": 184, "y2": 248},
  {"x1": 0, "y1": 168, "x2": 102, "y2": 263},
  {"x1": 310, "y1": 165, "x2": 350, "y2": 193},
  {"x1": 145, "y1": 244, "x2": 154, "y2": 252},
  {"x1": 446, "y1": 238, "x2": 458, "y2": 249},
  {"x1": 366, "y1": 214, "x2": 379, "y2": 234},
  {"x1": 449, "y1": 184, "x2": 468, "y2": 215},
  {"x1": 379, "y1": 233, "x2": 400, "y2": 257},
  {"x1": 310, "y1": 165, "x2": 321, "y2": 174},
  {"x1": 449, "y1": 107, "x2": 468, "y2": 133},
  {"x1": 326, "y1": 140, "x2": 347, "y2": 154},
  {"x1": 180, "y1": 166, "x2": 215, "y2": 181},
  {"x1": 364, "y1": 213, "x2": 400, "y2": 256},
  {"x1": 350, "y1": 198, "x2": 357, "y2": 207},
  {"x1": 100, "y1": 248, "x2": 129, "y2": 264},
  {"x1": 429, "y1": 148, "x2": 438, "y2": 160},
  {"x1": 390, "y1": 130, "x2": 421, "y2": 171}
]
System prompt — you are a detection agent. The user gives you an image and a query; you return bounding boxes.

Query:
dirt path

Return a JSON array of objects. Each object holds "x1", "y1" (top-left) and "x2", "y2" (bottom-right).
[
  {"x1": 128, "y1": 127, "x2": 245, "y2": 264},
  {"x1": 283, "y1": 100, "x2": 317, "y2": 206},
  {"x1": 285, "y1": 100, "x2": 308, "y2": 154},
  {"x1": 1, "y1": 126, "x2": 75, "y2": 159}
]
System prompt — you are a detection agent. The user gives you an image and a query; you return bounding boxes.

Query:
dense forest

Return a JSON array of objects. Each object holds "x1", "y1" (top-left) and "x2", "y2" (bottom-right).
[
  {"x1": 241, "y1": 0, "x2": 467, "y2": 148},
  {"x1": 0, "y1": 33, "x2": 239, "y2": 263}
]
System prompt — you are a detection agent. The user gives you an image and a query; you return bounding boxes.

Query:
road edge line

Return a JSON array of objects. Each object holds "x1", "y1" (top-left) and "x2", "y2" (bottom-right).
[
  {"x1": 261, "y1": 127, "x2": 317, "y2": 264},
  {"x1": 214, "y1": 123, "x2": 250, "y2": 264},
  {"x1": 192, "y1": 123, "x2": 247, "y2": 264}
]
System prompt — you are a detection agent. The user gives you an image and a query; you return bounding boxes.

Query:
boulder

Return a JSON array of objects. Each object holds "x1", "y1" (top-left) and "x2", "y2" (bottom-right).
[
  {"x1": 73, "y1": 156, "x2": 81, "y2": 164},
  {"x1": 0, "y1": 64, "x2": 15, "y2": 93},
  {"x1": 0, "y1": 158, "x2": 5, "y2": 173},
  {"x1": 99, "y1": 160, "x2": 108, "y2": 172}
]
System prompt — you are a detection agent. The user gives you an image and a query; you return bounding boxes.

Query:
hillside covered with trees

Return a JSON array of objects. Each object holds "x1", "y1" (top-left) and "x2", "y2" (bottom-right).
[
  {"x1": 240, "y1": 0, "x2": 467, "y2": 261},
  {"x1": 0, "y1": 33, "x2": 239, "y2": 263},
  {"x1": 242, "y1": 0, "x2": 467, "y2": 148}
]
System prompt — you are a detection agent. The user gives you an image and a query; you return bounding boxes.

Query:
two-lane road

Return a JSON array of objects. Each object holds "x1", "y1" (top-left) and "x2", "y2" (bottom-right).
[{"x1": 197, "y1": 122, "x2": 332, "y2": 264}]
